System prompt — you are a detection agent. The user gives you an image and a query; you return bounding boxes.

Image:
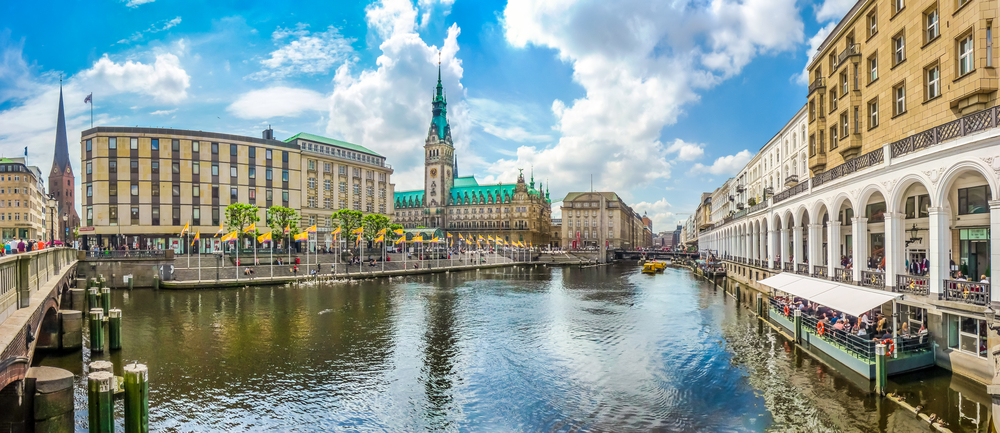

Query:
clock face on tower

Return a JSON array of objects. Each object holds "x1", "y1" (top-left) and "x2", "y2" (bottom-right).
[{"x1": 430, "y1": 168, "x2": 438, "y2": 178}]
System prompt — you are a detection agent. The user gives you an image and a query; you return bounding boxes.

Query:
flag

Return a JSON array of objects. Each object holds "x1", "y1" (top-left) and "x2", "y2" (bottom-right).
[
  {"x1": 257, "y1": 232, "x2": 272, "y2": 243},
  {"x1": 332, "y1": 227, "x2": 342, "y2": 235},
  {"x1": 243, "y1": 223, "x2": 256, "y2": 233},
  {"x1": 180, "y1": 222, "x2": 189, "y2": 235},
  {"x1": 306, "y1": 225, "x2": 317, "y2": 234},
  {"x1": 222, "y1": 231, "x2": 237, "y2": 242},
  {"x1": 214, "y1": 222, "x2": 224, "y2": 237},
  {"x1": 430, "y1": 236, "x2": 439, "y2": 243},
  {"x1": 393, "y1": 229, "x2": 404, "y2": 236},
  {"x1": 84, "y1": 93, "x2": 92, "y2": 104},
  {"x1": 488, "y1": 236, "x2": 495, "y2": 243},
  {"x1": 459, "y1": 233, "x2": 465, "y2": 241},
  {"x1": 293, "y1": 232, "x2": 308, "y2": 241},
  {"x1": 394, "y1": 236, "x2": 406, "y2": 245},
  {"x1": 284, "y1": 224, "x2": 290, "y2": 234},
  {"x1": 478, "y1": 235, "x2": 485, "y2": 242},
  {"x1": 374, "y1": 234, "x2": 384, "y2": 243},
  {"x1": 412, "y1": 236, "x2": 423, "y2": 243},
  {"x1": 355, "y1": 232, "x2": 363, "y2": 245},
  {"x1": 190, "y1": 231, "x2": 200, "y2": 246},
  {"x1": 351, "y1": 227, "x2": 364, "y2": 235},
  {"x1": 376, "y1": 228, "x2": 386, "y2": 236},
  {"x1": 447, "y1": 233, "x2": 453, "y2": 238}
]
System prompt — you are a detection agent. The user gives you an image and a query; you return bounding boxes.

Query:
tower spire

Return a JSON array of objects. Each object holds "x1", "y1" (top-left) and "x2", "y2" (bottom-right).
[{"x1": 52, "y1": 80, "x2": 71, "y2": 173}]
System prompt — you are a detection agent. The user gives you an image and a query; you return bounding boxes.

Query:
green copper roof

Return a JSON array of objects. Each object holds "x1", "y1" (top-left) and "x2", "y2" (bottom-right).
[
  {"x1": 453, "y1": 176, "x2": 478, "y2": 188},
  {"x1": 284, "y1": 132, "x2": 383, "y2": 157},
  {"x1": 394, "y1": 190, "x2": 424, "y2": 208}
]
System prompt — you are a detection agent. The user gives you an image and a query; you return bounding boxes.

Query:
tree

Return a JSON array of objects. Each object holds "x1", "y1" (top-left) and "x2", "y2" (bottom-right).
[
  {"x1": 331, "y1": 209, "x2": 363, "y2": 239},
  {"x1": 362, "y1": 213, "x2": 391, "y2": 241},
  {"x1": 267, "y1": 206, "x2": 299, "y2": 247},
  {"x1": 225, "y1": 203, "x2": 260, "y2": 248}
]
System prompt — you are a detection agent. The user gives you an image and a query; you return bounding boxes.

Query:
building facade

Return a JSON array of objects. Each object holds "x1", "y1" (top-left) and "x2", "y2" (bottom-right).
[
  {"x1": 393, "y1": 65, "x2": 553, "y2": 246},
  {"x1": 0, "y1": 158, "x2": 48, "y2": 242},
  {"x1": 560, "y1": 192, "x2": 650, "y2": 249},
  {"x1": 49, "y1": 86, "x2": 79, "y2": 243}
]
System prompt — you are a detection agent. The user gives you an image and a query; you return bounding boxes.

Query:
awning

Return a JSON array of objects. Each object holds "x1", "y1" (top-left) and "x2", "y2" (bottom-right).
[{"x1": 759, "y1": 273, "x2": 902, "y2": 317}]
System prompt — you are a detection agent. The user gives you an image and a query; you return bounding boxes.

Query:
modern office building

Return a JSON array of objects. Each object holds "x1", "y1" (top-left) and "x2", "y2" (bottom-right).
[{"x1": 560, "y1": 192, "x2": 650, "y2": 249}]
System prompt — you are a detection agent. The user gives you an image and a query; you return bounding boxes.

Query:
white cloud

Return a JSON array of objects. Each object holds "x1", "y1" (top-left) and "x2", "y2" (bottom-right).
[
  {"x1": 466, "y1": 98, "x2": 552, "y2": 143},
  {"x1": 816, "y1": 0, "x2": 856, "y2": 22},
  {"x1": 247, "y1": 24, "x2": 355, "y2": 81},
  {"x1": 227, "y1": 87, "x2": 327, "y2": 119},
  {"x1": 124, "y1": 0, "x2": 155, "y2": 7},
  {"x1": 496, "y1": 0, "x2": 803, "y2": 195},
  {"x1": 633, "y1": 198, "x2": 674, "y2": 232},
  {"x1": 150, "y1": 108, "x2": 177, "y2": 115},
  {"x1": 82, "y1": 53, "x2": 191, "y2": 104},
  {"x1": 690, "y1": 150, "x2": 752, "y2": 175},
  {"x1": 117, "y1": 17, "x2": 181, "y2": 44},
  {"x1": 665, "y1": 139, "x2": 705, "y2": 161},
  {"x1": 795, "y1": 22, "x2": 837, "y2": 85}
]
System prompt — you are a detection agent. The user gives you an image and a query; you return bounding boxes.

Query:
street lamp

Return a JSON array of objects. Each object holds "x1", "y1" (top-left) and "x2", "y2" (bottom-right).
[
  {"x1": 62, "y1": 213, "x2": 68, "y2": 245},
  {"x1": 905, "y1": 223, "x2": 923, "y2": 247}
]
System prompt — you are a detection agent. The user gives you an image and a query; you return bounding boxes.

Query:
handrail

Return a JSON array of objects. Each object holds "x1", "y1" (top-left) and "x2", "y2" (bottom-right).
[
  {"x1": 891, "y1": 106, "x2": 997, "y2": 158},
  {"x1": 833, "y1": 267, "x2": 852, "y2": 284},
  {"x1": 860, "y1": 270, "x2": 885, "y2": 290},
  {"x1": 773, "y1": 179, "x2": 810, "y2": 204},
  {"x1": 895, "y1": 274, "x2": 929, "y2": 295},
  {"x1": 86, "y1": 250, "x2": 166, "y2": 259},
  {"x1": 809, "y1": 77, "x2": 826, "y2": 95},
  {"x1": 812, "y1": 147, "x2": 884, "y2": 188},
  {"x1": 812, "y1": 265, "x2": 829, "y2": 279},
  {"x1": 942, "y1": 279, "x2": 990, "y2": 305}
]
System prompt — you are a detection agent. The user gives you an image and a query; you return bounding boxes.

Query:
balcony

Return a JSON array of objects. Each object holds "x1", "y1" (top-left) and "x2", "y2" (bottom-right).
[
  {"x1": 736, "y1": 203, "x2": 744, "y2": 210},
  {"x1": 763, "y1": 186, "x2": 773, "y2": 197},
  {"x1": 736, "y1": 185, "x2": 745, "y2": 193},
  {"x1": 836, "y1": 43, "x2": 860, "y2": 66},
  {"x1": 784, "y1": 174, "x2": 799, "y2": 187},
  {"x1": 942, "y1": 280, "x2": 990, "y2": 306},
  {"x1": 808, "y1": 77, "x2": 825, "y2": 95}
]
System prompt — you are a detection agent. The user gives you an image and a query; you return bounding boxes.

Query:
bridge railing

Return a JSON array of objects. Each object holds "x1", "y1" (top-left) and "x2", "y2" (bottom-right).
[{"x1": 0, "y1": 248, "x2": 77, "y2": 325}]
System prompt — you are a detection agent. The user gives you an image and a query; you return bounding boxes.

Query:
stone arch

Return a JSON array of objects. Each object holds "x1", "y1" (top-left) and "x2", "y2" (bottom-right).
[
  {"x1": 783, "y1": 210, "x2": 795, "y2": 229},
  {"x1": 857, "y1": 183, "x2": 890, "y2": 215},
  {"x1": 935, "y1": 159, "x2": 1000, "y2": 204},
  {"x1": 793, "y1": 205, "x2": 810, "y2": 227},
  {"x1": 889, "y1": 173, "x2": 935, "y2": 214}
]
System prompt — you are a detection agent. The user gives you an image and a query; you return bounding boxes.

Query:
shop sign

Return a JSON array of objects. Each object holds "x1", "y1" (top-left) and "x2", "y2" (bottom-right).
[{"x1": 962, "y1": 228, "x2": 990, "y2": 240}]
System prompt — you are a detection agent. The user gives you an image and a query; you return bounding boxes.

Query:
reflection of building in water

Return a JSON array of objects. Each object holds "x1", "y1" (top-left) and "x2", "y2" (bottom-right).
[{"x1": 421, "y1": 291, "x2": 458, "y2": 428}]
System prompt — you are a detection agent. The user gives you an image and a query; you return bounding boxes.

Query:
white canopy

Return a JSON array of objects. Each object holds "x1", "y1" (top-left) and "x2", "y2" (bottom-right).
[{"x1": 759, "y1": 273, "x2": 902, "y2": 317}]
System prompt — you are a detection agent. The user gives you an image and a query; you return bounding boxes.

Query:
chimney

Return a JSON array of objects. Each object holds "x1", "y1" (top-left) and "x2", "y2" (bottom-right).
[{"x1": 262, "y1": 125, "x2": 274, "y2": 140}]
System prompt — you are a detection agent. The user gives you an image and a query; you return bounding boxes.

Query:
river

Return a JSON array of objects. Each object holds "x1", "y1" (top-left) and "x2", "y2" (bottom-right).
[{"x1": 36, "y1": 265, "x2": 992, "y2": 431}]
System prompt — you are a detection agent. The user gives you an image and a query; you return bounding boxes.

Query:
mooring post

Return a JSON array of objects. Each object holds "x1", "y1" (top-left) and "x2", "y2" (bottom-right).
[
  {"x1": 89, "y1": 309, "x2": 104, "y2": 352},
  {"x1": 108, "y1": 309, "x2": 122, "y2": 350},
  {"x1": 736, "y1": 284, "x2": 741, "y2": 304},
  {"x1": 87, "y1": 371, "x2": 114, "y2": 433},
  {"x1": 793, "y1": 309, "x2": 802, "y2": 344},
  {"x1": 89, "y1": 360, "x2": 113, "y2": 374},
  {"x1": 875, "y1": 343, "x2": 887, "y2": 396},
  {"x1": 128, "y1": 277, "x2": 134, "y2": 291},
  {"x1": 756, "y1": 293, "x2": 763, "y2": 318},
  {"x1": 152, "y1": 275, "x2": 159, "y2": 290},
  {"x1": 101, "y1": 287, "x2": 110, "y2": 315},
  {"x1": 88, "y1": 288, "x2": 98, "y2": 311},
  {"x1": 123, "y1": 363, "x2": 149, "y2": 433}
]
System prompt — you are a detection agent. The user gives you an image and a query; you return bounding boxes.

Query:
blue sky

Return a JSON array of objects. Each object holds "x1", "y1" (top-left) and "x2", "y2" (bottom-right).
[{"x1": 0, "y1": 0, "x2": 854, "y2": 231}]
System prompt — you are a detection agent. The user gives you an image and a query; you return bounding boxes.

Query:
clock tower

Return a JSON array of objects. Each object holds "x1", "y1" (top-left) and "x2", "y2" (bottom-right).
[{"x1": 423, "y1": 56, "x2": 454, "y2": 228}]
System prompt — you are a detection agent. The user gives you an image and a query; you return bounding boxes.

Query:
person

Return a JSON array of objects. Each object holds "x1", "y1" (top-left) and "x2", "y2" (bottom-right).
[
  {"x1": 900, "y1": 322, "x2": 910, "y2": 337},
  {"x1": 244, "y1": 267, "x2": 251, "y2": 276},
  {"x1": 331, "y1": 263, "x2": 336, "y2": 274},
  {"x1": 955, "y1": 271, "x2": 967, "y2": 281},
  {"x1": 17, "y1": 239, "x2": 25, "y2": 253},
  {"x1": 292, "y1": 265, "x2": 299, "y2": 275},
  {"x1": 981, "y1": 275, "x2": 990, "y2": 284},
  {"x1": 295, "y1": 257, "x2": 301, "y2": 265},
  {"x1": 857, "y1": 326, "x2": 867, "y2": 337},
  {"x1": 876, "y1": 315, "x2": 886, "y2": 334},
  {"x1": 833, "y1": 319, "x2": 845, "y2": 331}
]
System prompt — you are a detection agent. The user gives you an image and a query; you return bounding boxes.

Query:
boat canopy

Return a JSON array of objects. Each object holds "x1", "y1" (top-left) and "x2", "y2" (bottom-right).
[{"x1": 758, "y1": 273, "x2": 903, "y2": 317}]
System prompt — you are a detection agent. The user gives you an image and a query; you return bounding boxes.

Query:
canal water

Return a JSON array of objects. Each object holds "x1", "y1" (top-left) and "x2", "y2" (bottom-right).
[{"x1": 36, "y1": 265, "x2": 992, "y2": 432}]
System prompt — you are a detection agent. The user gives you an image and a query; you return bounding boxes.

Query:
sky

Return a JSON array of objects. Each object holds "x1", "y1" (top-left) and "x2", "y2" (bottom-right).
[{"x1": 0, "y1": 0, "x2": 856, "y2": 233}]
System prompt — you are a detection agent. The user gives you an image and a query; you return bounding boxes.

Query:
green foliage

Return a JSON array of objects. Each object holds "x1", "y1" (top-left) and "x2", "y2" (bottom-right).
[
  {"x1": 361, "y1": 213, "x2": 391, "y2": 240},
  {"x1": 266, "y1": 206, "x2": 299, "y2": 245},
  {"x1": 225, "y1": 203, "x2": 260, "y2": 243},
  {"x1": 331, "y1": 209, "x2": 363, "y2": 237},
  {"x1": 747, "y1": 197, "x2": 757, "y2": 206}
]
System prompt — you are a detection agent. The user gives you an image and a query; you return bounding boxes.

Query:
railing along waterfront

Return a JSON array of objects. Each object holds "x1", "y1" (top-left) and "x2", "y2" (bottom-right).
[
  {"x1": 812, "y1": 148, "x2": 884, "y2": 188},
  {"x1": 890, "y1": 106, "x2": 998, "y2": 158},
  {"x1": 812, "y1": 265, "x2": 828, "y2": 279},
  {"x1": 0, "y1": 258, "x2": 18, "y2": 323},
  {"x1": 895, "y1": 275, "x2": 929, "y2": 295},
  {"x1": 86, "y1": 250, "x2": 166, "y2": 259},
  {"x1": 942, "y1": 280, "x2": 990, "y2": 305},
  {"x1": 773, "y1": 179, "x2": 810, "y2": 204},
  {"x1": 860, "y1": 271, "x2": 885, "y2": 290},
  {"x1": 0, "y1": 248, "x2": 75, "y2": 324},
  {"x1": 782, "y1": 262, "x2": 794, "y2": 272},
  {"x1": 833, "y1": 267, "x2": 852, "y2": 284},
  {"x1": 796, "y1": 264, "x2": 809, "y2": 275}
]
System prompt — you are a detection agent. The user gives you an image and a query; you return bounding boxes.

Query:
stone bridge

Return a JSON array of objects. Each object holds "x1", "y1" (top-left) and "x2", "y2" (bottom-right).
[{"x1": 0, "y1": 248, "x2": 78, "y2": 396}]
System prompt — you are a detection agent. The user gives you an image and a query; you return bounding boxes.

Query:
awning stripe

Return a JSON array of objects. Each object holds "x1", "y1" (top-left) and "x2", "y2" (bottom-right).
[{"x1": 759, "y1": 273, "x2": 902, "y2": 317}]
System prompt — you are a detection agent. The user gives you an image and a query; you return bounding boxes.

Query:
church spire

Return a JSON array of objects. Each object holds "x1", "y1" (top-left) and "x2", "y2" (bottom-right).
[
  {"x1": 427, "y1": 52, "x2": 451, "y2": 143},
  {"x1": 52, "y1": 80, "x2": 71, "y2": 173}
]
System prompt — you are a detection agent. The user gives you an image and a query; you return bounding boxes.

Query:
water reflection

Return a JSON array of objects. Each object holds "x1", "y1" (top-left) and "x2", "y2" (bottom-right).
[{"x1": 30, "y1": 265, "x2": 992, "y2": 432}]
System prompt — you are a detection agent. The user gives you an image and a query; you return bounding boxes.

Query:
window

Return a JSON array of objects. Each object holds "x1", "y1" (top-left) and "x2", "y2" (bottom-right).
[
  {"x1": 231, "y1": 188, "x2": 238, "y2": 201},
  {"x1": 282, "y1": 191, "x2": 289, "y2": 203},
  {"x1": 230, "y1": 167, "x2": 237, "y2": 178},
  {"x1": 135, "y1": 206, "x2": 142, "y2": 225},
  {"x1": 308, "y1": 177, "x2": 316, "y2": 189},
  {"x1": 192, "y1": 141, "x2": 199, "y2": 153},
  {"x1": 172, "y1": 139, "x2": 179, "y2": 152},
  {"x1": 266, "y1": 149, "x2": 272, "y2": 160},
  {"x1": 131, "y1": 207, "x2": 140, "y2": 224},
  {"x1": 840, "y1": 71, "x2": 848, "y2": 96},
  {"x1": 282, "y1": 151, "x2": 288, "y2": 163},
  {"x1": 172, "y1": 184, "x2": 180, "y2": 197},
  {"x1": 893, "y1": 34, "x2": 905, "y2": 65},
  {"x1": 324, "y1": 179, "x2": 331, "y2": 191},
  {"x1": 130, "y1": 137, "x2": 138, "y2": 150},
  {"x1": 324, "y1": 162, "x2": 331, "y2": 173},
  {"x1": 905, "y1": 195, "x2": 931, "y2": 218},
  {"x1": 894, "y1": 0, "x2": 904, "y2": 13},
  {"x1": 192, "y1": 208, "x2": 200, "y2": 225},
  {"x1": 926, "y1": 64, "x2": 940, "y2": 99},
  {"x1": 989, "y1": 24, "x2": 994, "y2": 67},
  {"x1": 109, "y1": 161, "x2": 117, "y2": 173},
  {"x1": 868, "y1": 98, "x2": 879, "y2": 129},
  {"x1": 893, "y1": 82, "x2": 906, "y2": 116},
  {"x1": 87, "y1": 184, "x2": 92, "y2": 197},
  {"x1": 266, "y1": 189, "x2": 273, "y2": 201},
  {"x1": 249, "y1": 167, "x2": 255, "y2": 179},
  {"x1": 212, "y1": 186, "x2": 218, "y2": 198},
  {"x1": 959, "y1": 34, "x2": 974, "y2": 75},
  {"x1": 829, "y1": 89, "x2": 838, "y2": 112},
  {"x1": 212, "y1": 164, "x2": 219, "y2": 176},
  {"x1": 192, "y1": 162, "x2": 199, "y2": 175},
  {"x1": 925, "y1": 8, "x2": 939, "y2": 42},
  {"x1": 109, "y1": 206, "x2": 118, "y2": 224},
  {"x1": 230, "y1": 144, "x2": 238, "y2": 156},
  {"x1": 308, "y1": 160, "x2": 315, "y2": 171},
  {"x1": 172, "y1": 206, "x2": 180, "y2": 226},
  {"x1": 86, "y1": 162, "x2": 92, "y2": 174},
  {"x1": 130, "y1": 160, "x2": 138, "y2": 173},
  {"x1": 282, "y1": 170, "x2": 289, "y2": 182},
  {"x1": 840, "y1": 112, "x2": 849, "y2": 138},
  {"x1": 830, "y1": 126, "x2": 838, "y2": 147},
  {"x1": 958, "y1": 185, "x2": 989, "y2": 215},
  {"x1": 212, "y1": 207, "x2": 219, "y2": 225},
  {"x1": 248, "y1": 146, "x2": 255, "y2": 159},
  {"x1": 946, "y1": 314, "x2": 987, "y2": 358},
  {"x1": 109, "y1": 137, "x2": 117, "y2": 149},
  {"x1": 868, "y1": 10, "x2": 877, "y2": 37},
  {"x1": 869, "y1": 55, "x2": 878, "y2": 82},
  {"x1": 86, "y1": 139, "x2": 92, "y2": 152},
  {"x1": 211, "y1": 143, "x2": 219, "y2": 154},
  {"x1": 172, "y1": 162, "x2": 180, "y2": 174},
  {"x1": 339, "y1": 181, "x2": 347, "y2": 193},
  {"x1": 266, "y1": 169, "x2": 272, "y2": 180},
  {"x1": 193, "y1": 185, "x2": 200, "y2": 197},
  {"x1": 131, "y1": 184, "x2": 138, "y2": 196},
  {"x1": 151, "y1": 183, "x2": 159, "y2": 196}
]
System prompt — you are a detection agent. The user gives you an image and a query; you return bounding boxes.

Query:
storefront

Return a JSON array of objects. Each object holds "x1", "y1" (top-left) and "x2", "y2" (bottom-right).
[{"x1": 958, "y1": 228, "x2": 989, "y2": 279}]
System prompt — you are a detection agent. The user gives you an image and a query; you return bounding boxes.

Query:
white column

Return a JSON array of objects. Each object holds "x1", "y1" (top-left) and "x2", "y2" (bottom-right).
[
  {"x1": 928, "y1": 207, "x2": 948, "y2": 296},
  {"x1": 884, "y1": 212, "x2": 903, "y2": 290},
  {"x1": 827, "y1": 223, "x2": 840, "y2": 277},
  {"x1": 767, "y1": 227, "x2": 776, "y2": 267},
  {"x1": 793, "y1": 226, "x2": 804, "y2": 265},
  {"x1": 852, "y1": 217, "x2": 868, "y2": 282},
  {"x1": 990, "y1": 201, "x2": 1000, "y2": 303},
  {"x1": 752, "y1": 228, "x2": 759, "y2": 261},
  {"x1": 808, "y1": 224, "x2": 822, "y2": 273},
  {"x1": 781, "y1": 229, "x2": 790, "y2": 264}
]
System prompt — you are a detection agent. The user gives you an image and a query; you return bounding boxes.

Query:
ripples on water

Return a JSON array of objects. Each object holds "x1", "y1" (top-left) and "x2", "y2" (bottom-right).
[{"x1": 34, "y1": 265, "x2": 991, "y2": 432}]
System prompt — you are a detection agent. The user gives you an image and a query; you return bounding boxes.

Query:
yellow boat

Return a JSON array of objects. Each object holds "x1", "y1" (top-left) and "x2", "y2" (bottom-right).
[{"x1": 642, "y1": 261, "x2": 666, "y2": 274}]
